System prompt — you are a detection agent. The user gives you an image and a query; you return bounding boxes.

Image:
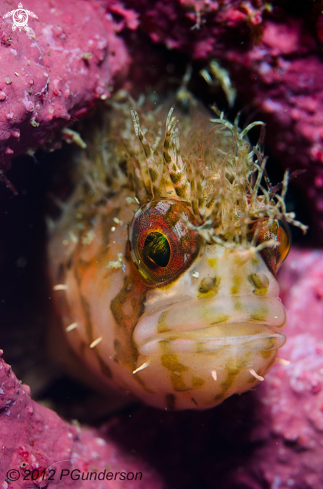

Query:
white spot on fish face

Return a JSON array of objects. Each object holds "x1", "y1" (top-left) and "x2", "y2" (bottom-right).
[
  {"x1": 155, "y1": 201, "x2": 171, "y2": 214},
  {"x1": 174, "y1": 221, "x2": 187, "y2": 238},
  {"x1": 211, "y1": 370, "x2": 217, "y2": 381}
]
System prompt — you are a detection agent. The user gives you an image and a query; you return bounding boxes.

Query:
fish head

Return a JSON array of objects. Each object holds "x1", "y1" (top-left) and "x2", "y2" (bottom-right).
[
  {"x1": 127, "y1": 196, "x2": 291, "y2": 409},
  {"x1": 50, "y1": 99, "x2": 304, "y2": 410}
]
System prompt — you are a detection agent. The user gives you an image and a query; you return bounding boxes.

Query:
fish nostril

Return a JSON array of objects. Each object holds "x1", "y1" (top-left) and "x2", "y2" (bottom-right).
[
  {"x1": 200, "y1": 277, "x2": 214, "y2": 292},
  {"x1": 248, "y1": 273, "x2": 269, "y2": 290},
  {"x1": 199, "y1": 276, "x2": 220, "y2": 293}
]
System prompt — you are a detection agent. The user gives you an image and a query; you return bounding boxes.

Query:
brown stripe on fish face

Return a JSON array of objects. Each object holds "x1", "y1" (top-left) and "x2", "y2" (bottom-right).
[
  {"x1": 110, "y1": 272, "x2": 148, "y2": 374},
  {"x1": 221, "y1": 365, "x2": 241, "y2": 392},
  {"x1": 214, "y1": 361, "x2": 247, "y2": 402},
  {"x1": 191, "y1": 376, "x2": 205, "y2": 388},
  {"x1": 157, "y1": 311, "x2": 171, "y2": 333},
  {"x1": 249, "y1": 307, "x2": 269, "y2": 322},
  {"x1": 210, "y1": 314, "x2": 230, "y2": 325},
  {"x1": 230, "y1": 275, "x2": 242, "y2": 295},
  {"x1": 73, "y1": 257, "x2": 95, "y2": 344},
  {"x1": 260, "y1": 349, "x2": 272, "y2": 360},
  {"x1": 214, "y1": 392, "x2": 224, "y2": 402},
  {"x1": 160, "y1": 353, "x2": 188, "y2": 392}
]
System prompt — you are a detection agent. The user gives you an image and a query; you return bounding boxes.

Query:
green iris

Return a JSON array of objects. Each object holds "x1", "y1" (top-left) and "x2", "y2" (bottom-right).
[{"x1": 144, "y1": 232, "x2": 170, "y2": 267}]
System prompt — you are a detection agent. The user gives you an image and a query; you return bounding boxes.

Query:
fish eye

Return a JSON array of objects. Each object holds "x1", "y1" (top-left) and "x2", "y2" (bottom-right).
[
  {"x1": 129, "y1": 199, "x2": 201, "y2": 285},
  {"x1": 255, "y1": 219, "x2": 291, "y2": 275},
  {"x1": 143, "y1": 232, "x2": 171, "y2": 268}
]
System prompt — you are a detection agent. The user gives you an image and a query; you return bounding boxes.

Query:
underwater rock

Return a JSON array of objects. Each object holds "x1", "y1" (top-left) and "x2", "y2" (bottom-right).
[
  {"x1": 222, "y1": 248, "x2": 323, "y2": 488},
  {"x1": 0, "y1": 351, "x2": 161, "y2": 488},
  {"x1": 248, "y1": 247, "x2": 323, "y2": 489},
  {"x1": 0, "y1": 0, "x2": 131, "y2": 172}
]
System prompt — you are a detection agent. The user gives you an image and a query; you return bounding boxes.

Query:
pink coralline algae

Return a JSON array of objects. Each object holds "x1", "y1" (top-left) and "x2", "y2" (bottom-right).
[
  {"x1": 232, "y1": 248, "x2": 323, "y2": 488},
  {"x1": 0, "y1": 352, "x2": 162, "y2": 489},
  {"x1": 0, "y1": 0, "x2": 133, "y2": 172}
]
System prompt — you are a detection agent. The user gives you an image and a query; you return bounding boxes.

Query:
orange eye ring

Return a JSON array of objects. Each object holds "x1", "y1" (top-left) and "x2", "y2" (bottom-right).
[
  {"x1": 129, "y1": 199, "x2": 201, "y2": 285},
  {"x1": 255, "y1": 219, "x2": 291, "y2": 276}
]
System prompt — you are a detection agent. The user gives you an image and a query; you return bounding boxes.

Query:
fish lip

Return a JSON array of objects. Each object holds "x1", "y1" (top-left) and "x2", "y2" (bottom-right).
[
  {"x1": 134, "y1": 295, "x2": 287, "y2": 355},
  {"x1": 137, "y1": 323, "x2": 287, "y2": 356},
  {"x1": 140, "y1": 295, "x2": 286, "y2": 329}
]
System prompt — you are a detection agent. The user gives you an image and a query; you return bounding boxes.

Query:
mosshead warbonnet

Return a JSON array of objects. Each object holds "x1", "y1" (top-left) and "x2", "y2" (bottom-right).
[{"x1": 49, "y1": 95, "x2": 306, "y2": 410}]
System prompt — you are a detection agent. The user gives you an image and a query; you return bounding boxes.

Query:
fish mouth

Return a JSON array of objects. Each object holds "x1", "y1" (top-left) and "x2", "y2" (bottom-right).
[{"x1": 134, "y1": 296, "x2": 287, "y2": 356}]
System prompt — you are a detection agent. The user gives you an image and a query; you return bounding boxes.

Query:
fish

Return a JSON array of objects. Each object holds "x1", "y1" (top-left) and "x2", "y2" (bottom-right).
[{"x1": 48, "y1": 94, "x2": 306, "y2": 410}]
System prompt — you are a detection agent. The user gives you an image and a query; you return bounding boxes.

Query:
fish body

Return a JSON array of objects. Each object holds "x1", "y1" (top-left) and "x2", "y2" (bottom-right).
[{"x1": 49, "y1": 97, "x2": 299, "y2": 410}]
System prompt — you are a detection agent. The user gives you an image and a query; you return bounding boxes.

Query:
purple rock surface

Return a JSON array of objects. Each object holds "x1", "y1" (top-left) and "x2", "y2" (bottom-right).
[{"x1": 0, "y1": 0, "x2": 132, "y2": 171}]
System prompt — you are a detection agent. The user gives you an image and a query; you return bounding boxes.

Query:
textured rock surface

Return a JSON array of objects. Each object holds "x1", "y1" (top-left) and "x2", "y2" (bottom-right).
[
  {"x1": 0, "y1": 0, "x2": 132, "y2": 171},
  {"x1": 238, "y1": 248, "x2": 323, "y2": 488},
  {"x1": 2, "y1": 248, "x2": 323, "y2": 489},
  {"x1": 0, "y1": 353, "x2": 161, "y2": 488}
]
